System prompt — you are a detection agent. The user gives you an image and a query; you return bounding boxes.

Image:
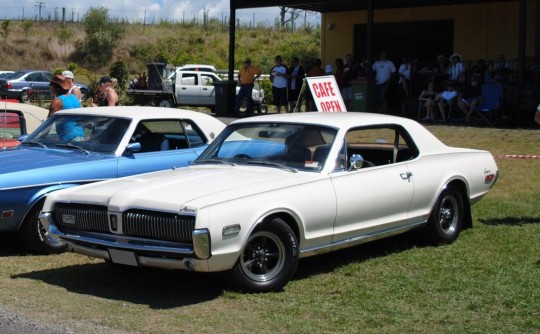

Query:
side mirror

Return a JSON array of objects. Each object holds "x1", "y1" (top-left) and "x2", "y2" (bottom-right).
[
  {"x1": 349, "y1": 154, "x2": 364, "y2": 170},
  {"x1": 125, "y1": 142, "x2": 141, "y2": 155}
]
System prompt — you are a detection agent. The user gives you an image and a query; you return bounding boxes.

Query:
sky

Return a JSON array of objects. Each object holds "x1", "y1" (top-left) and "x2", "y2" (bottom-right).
[{"x1": 1, "y1": 0, "x2": 320, "y2": 26}]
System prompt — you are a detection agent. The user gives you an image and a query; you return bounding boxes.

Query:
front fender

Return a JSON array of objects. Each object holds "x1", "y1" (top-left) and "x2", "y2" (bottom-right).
[{"x1": 0, "y1": 182, "x2": 96, "y2": 232}]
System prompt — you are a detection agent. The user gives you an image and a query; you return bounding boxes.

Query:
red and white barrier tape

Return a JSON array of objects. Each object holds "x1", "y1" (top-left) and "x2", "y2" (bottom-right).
[{"x1": 494, "y1": 154, "x2": 540, "y2": 159}]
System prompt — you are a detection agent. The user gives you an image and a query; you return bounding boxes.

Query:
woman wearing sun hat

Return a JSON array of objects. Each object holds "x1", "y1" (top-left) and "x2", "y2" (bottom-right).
[
  {"x1": 446, "y1": 53, "x2": 465, "y2": 84},
  {"x1": 48, "y1": 74, "x2": 82, "y2": 117},
  {"x1": 48, "y1": 74, "x2": 84, "y2": 142}
]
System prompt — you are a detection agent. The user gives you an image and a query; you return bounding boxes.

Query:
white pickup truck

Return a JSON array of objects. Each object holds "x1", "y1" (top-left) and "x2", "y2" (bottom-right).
[{"x1": 127, "y1": 63, "x2": 265, "y2": 112}]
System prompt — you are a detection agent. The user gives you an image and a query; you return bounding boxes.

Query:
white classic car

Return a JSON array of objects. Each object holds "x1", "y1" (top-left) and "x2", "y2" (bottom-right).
[{"x1": 40, "y1": 113, "x2": 499, "y2": 292}]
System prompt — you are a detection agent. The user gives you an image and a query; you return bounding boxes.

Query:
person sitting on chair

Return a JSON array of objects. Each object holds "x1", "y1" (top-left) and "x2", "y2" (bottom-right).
[
  {"x1": 457, "y1": 75, "x2": 482, "y2": 123},
  {"x1": 435, "y1": 81, "x2": 458, "y2": 120}
]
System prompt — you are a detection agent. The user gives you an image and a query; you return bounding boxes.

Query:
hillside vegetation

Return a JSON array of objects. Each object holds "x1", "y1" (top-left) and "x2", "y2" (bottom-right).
[{"x1": 0, "y1": 19, "x2": 321, "y2": 80}]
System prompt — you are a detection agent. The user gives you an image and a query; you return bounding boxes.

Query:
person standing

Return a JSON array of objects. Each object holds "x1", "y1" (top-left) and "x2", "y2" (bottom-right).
[
  {"x1": 372, "y1": 51, "x2": 396, "y2": 113},
  {"x1": 535, "y1": 103, "x2": 540, "y2": 125},
  {"x1": 288, "y1": 56, "x2": 305, "y2": 112},
  {"x1": 447, "y1": 53, "x2": 465, "y2": 85},
  {"x1": 48, "y1": 74, "x2": 81, "y2": 117},
  {"x1": 61, "y1": 70, "x2": 82, "y2": 101},
  {"x1": 48, "y1": 74, "x2": 84, "y2": 142},
  {"x1": 305, "y1": 58, "x2": 325, "y2": 111},
  {"x1": 398, "y1": 57, "x2": 412, "y2": 116},
  {"x1": 88, "y1": 76, "x2": 119, "y2": 107},
  {"x1": 234, "y1": 58, "x2": 262, "y2": 116},
  {"x1": 270, "y1": 55, "x2": 289, "y2": 113}
]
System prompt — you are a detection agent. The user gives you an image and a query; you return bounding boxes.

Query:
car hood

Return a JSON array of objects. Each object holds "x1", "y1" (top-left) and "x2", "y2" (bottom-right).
[
  {"x1": 52, "y1": 165, "x2": 320, "y2": 212},
  {"x1": 0, "y1": 147, "x2": 115, "y2": 188}
]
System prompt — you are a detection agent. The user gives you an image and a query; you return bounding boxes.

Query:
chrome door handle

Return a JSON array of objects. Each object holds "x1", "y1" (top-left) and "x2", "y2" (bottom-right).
[{"x1": 400, "y1": 172, "x2": 413, "y2": 180}]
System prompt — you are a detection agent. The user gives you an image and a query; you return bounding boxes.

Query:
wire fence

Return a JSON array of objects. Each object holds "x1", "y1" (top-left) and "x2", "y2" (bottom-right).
[{"x1": 0, "y1": 6, "x2": 320, "y2": 29}]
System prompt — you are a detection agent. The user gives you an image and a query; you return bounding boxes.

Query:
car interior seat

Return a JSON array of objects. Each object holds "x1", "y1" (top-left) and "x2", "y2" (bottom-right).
[{"x1": 139, "y1": 132, "x2": 170, "y2": 152}]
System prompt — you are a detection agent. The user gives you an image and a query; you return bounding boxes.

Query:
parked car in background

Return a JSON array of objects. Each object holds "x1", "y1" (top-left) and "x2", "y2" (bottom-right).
[
  {"x1": 0, "y1": 106, "x2": 225, "y2": 255},
  {"x1": 1, "y1": 101, "x2": 48, "y2": 148},
  {"x1": 0, "y1": 71, "x2": 15, "y2": 79},
  {"x1": 40, "y1": 113, "x2": 499, "y2": 292},
  {"x1": 127, "y1": 63, "x2": 266, "y2": 112},
  {"x1": 0, "y1": 70, "x2": 89, "y2": 103}
]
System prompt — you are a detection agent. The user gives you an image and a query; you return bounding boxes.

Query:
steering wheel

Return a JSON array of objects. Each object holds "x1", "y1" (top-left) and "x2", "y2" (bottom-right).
[{"x1": 234, "y1": 153, "x2": 252, "y2": 159}]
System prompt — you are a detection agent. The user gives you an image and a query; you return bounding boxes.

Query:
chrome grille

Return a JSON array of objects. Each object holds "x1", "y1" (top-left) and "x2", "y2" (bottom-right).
[
  {"x1": 123, "y1": 210, "x2": 195, "y2": 243},
  {"x1": 54, "y1": 203, "x2": 109, "y2": 232}
]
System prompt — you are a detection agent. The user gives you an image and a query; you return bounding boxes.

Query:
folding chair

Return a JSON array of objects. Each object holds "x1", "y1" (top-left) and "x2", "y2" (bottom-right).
[{"x1": 473, "y1": 83, "x2": 503, "y2": 126}]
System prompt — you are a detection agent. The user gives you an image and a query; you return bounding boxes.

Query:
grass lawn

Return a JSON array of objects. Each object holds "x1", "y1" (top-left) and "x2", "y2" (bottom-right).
[{"x1": 0, "y1": 124, "x2": 538, "y2": 334}]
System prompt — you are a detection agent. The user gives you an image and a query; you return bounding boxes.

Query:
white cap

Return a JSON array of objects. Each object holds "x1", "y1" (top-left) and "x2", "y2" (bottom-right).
[
  {"x1": 62, "y1": 70, "x2": 74, "y2": 79},
  {"x1": 325, "y1": 64, "x2": 334, "y2": 74}
]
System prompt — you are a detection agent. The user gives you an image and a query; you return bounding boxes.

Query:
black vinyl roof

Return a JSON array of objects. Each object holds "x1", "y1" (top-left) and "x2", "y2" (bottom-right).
[{"x1": 234, "y1": 0, "x2": 517, "y2": 13}]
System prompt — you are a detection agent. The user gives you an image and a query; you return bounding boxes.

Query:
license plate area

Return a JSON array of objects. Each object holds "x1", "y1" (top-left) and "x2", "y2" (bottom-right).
[{"x1": 108, "y1": 248, "x2": 138, "y2": 266}]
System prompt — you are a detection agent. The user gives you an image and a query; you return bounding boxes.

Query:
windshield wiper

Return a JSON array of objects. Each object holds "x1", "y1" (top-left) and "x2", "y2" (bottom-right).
[
  {"x1": 20, "y1": 140, "x2": 47, "y2": 148},
  {"x1": 54, "y1": 143, "x2": 90, "y2": 155},
  {"x1": 245, "y1": 160, "x2": 298, "y2": 173},
  {"x1": 194, "y1": 158, "x2": 236, "y2": 166}
]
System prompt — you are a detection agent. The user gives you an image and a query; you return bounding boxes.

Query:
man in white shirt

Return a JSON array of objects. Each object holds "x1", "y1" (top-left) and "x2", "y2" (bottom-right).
[
  {"x1": 372, "y1": 51, "x2": 396, "y2": 113},
  {"x1": 270, "y1": 55, "x2": 289, "y2": 113}
]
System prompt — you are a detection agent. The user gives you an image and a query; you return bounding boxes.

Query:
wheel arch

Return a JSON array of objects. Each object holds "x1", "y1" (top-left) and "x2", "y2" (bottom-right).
[
  {"x1": 259, "y1": 212, "x2": 301, "y2": 244},
  {"x1": 445, "y1": 179, "x2": 472, "y2": 229}
]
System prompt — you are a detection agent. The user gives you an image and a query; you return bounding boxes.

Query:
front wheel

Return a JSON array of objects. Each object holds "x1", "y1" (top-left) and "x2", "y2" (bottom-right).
[
  {"x1": 227, "y1": 218, "x2": 298, "y2": 293},
  {"x1": 423, "y1": 187, "x2": 464, "y2": 245},
  {"x1": 18, "y1": 204, "x2": 66, "y2": 255}
]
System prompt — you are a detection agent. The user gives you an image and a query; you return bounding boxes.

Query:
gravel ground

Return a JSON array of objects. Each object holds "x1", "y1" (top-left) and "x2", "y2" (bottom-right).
[{"x1": 0, "y1": 307, "x2": 73, "y2": 334}]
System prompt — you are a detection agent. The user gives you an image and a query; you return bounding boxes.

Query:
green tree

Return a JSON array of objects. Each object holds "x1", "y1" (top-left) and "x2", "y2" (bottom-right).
[
  {"x1": 21, "y1": 20, "x2": 34, "y2": 41},
  {"x1": 109, "y1": 60, "x2": 129, "y2": 92},
  {"x1": 0, "y1": 20, "x2": 10, "y2": 42},
  {"x1": 82, "y1": 7, "x2": 125, "y2": 65}
]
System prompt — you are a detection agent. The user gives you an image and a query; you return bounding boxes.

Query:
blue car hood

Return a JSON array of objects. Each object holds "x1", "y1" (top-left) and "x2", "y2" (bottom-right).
[{"x1": 0, "y1": 146, "x2": 117, "y2": 188}]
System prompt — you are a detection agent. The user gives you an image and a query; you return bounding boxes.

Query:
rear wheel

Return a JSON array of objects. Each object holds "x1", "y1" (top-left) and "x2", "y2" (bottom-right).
[
  {"x1": 156, "y1": 98, "x2": 174, "y2": 108},
  {"x1": 18, "y1": 203, "x2": 66, "y2": 255},
  {"x1": 227, "y1": 218, "x2": 298, "y2": 292},
  {"x1": 19, "y1": 90, "x2": 30, "y2": 103},
  {"x1": 424, "y1": 188, "x2": 464, "y2": 245}
]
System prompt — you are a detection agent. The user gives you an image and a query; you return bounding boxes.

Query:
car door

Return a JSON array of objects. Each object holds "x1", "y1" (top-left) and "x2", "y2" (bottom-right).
[
  {"x1": 117, "y1": 119, "x2": 205, "y2": 177},
  {"x1": 329, "y1": 126, "x2": 415, "y2": 244},
  {"x1": 25, "y1": 71, "x2": 52, "y2": 99},
  {"x1": 199, "y1": 73, "x2": 218, "y2": 105},
  {"x1": 175, "y1": 72, "x2": 200, "y2": 105}
]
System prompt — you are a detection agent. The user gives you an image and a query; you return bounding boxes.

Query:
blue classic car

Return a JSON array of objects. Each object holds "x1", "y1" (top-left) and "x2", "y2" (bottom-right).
[{"x1": 0, "y1": 106, "x2": 225, "y2": 254}]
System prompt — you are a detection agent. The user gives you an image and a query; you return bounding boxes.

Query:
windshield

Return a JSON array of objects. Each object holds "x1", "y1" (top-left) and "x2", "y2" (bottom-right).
[
  {"x1": 196, "y1": 122, "x2": 337, "y2": 171},
  {"x1": 24, "y1": 114, "x2": 131, "y2": 153}
]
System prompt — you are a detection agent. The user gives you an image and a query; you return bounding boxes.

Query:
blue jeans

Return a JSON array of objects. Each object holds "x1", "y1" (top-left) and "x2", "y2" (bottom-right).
[{"x1": 235, "y1": 84, "x2": 254, "y2": 114}]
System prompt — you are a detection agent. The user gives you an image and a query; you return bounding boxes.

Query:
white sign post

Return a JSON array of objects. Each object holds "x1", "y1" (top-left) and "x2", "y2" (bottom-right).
[{"x1": 305, "y1": 75, "x2": 347, "y2": 112}]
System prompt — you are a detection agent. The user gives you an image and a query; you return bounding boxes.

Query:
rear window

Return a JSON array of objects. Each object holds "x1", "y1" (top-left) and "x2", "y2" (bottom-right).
[{"x1": 0, "y1": 112, "x2": 23, "y2": 139}]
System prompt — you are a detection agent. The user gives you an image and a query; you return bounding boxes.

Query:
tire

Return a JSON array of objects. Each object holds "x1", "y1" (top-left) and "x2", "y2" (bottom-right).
[
  {"x1": 424, "y1": 187, "x2": 464, "y2": 245},
  {"x1": 18, "y1": 203, "x2": 66, "y2": 255},
  {"x1": 19, "y1": 91, "x2": 30, "y2": 103},
  {"x1": 227, "y1": 218, "x2": 298, "y2": 293},
  {"x1": 156, "y1": 98, "x2": 174, "y2": 108},
  {"x1": 258, "y1": 104, "x2": 268, "y2": 114}
]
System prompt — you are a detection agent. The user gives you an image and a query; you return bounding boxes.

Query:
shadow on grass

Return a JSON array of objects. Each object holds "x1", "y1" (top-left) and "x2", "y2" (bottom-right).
[
  {"x1": 0, "y1": 232, "x2": 27, "y2": 257},
  {"x1": 10, "y1": 232, "x2": 424, "y2": 303},
  {"x1": 479, "y1": 216, "x2": 540, "y2": 226},
  {"x1": 294, "y1": 232, "x2": 422, "y2": 281},
  {"x1": 12, "y1": 262, "x2": 224, "y2": 308}
]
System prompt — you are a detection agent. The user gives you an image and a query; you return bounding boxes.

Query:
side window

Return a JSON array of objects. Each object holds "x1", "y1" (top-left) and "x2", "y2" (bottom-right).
[
  {"x1": 180, "y1": 73, "x2": 197, "y2": 86},
  {"x1": 182, "y1": 120, "x2": 207, "y2": 148},
  {"x1": 201, "y1": 74, "x2": 216, "y2": 86},
  {"x1": 344, "y1": 126, "x2": 416, "y2": 167}
]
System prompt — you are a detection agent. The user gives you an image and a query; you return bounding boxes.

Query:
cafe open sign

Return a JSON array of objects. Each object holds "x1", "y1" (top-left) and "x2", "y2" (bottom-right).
[{"x1": 306, "y1": 76, "x2": 347, "y2": 112}]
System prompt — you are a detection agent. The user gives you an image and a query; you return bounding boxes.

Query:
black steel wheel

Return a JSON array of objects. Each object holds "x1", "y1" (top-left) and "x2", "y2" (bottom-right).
[
  {"x1": 424, "y1": 187, "x2": 464, "y2": 245},
  {"x1": 228, "y1": 218, "x2": 298, "y2": 293}
]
